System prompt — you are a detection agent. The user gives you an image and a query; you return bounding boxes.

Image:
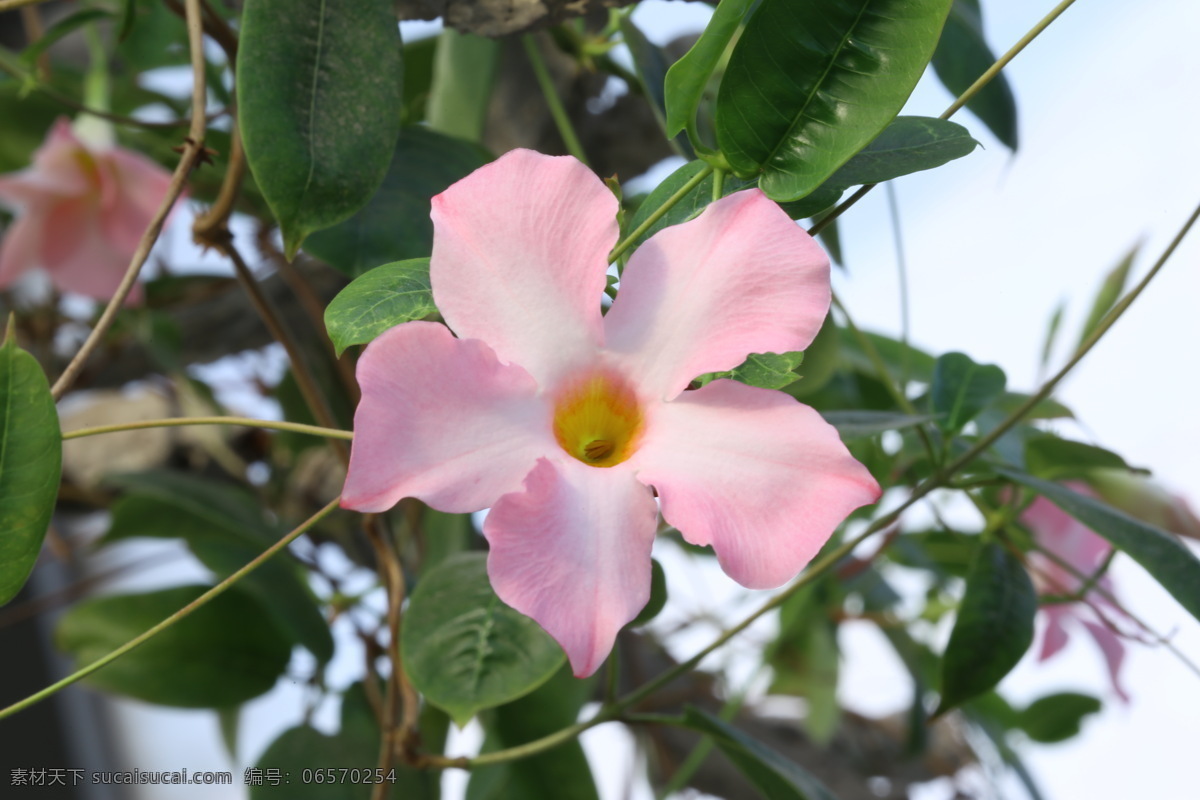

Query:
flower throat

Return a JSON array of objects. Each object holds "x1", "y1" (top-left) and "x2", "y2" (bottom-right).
[{"x1": 552, "y1": 370, "x2": 644, "y2": 467}]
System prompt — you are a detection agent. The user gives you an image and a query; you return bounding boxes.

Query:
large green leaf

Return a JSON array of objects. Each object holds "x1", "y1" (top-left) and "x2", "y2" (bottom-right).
[
  {"x1": 930, "y1": 352, "x2": 1006, "y2": 432},
  {"x1": 716, "y1": 0, "x2": 954, "y2": 201},
  {"x1": 250, "y1": 682, "x2": 438, "y2": 799},
  {"x1": 628, "y1": 117, "x2": 975, "y2": 252},
  {"x1": 401, "y1": 553, "x2": 565, "y2": 726},
  {"x1": 238, "y1": 0, "x2": 403, "y2": 257},
  {"x1": 323, "y1": 258, "x2": 436, "y2": 355},
  {"x1": 682, "y1": 707, "x2": 841, "y2": 800},
  {"x1": 664, "y1": 0, "x2": 755, "y2": 139},
  {"x1": 304, "y1": 128, "x2": 489, "y2": 277},
  {"x1": 937, "y1": 541, "x2": 1036, "y2": 714},
  {"x1": 57, "y1": 585, "x2": 291, "y2": 707},
  {"x1": 0, "y1": 326, "x2": 62, "y2": 606},
  {"x1": 931, "y1": 0, "x2": 1018, "y2": 149},
  {"x1": 999, "y1": 470, "x2": 1200, "y2": 624},
  {"x1": 103, "y1": 472, "x2": 333, "y2": 663},
  {"x1": 467, "y1": 665, "x2": 599, "y2": 800}
]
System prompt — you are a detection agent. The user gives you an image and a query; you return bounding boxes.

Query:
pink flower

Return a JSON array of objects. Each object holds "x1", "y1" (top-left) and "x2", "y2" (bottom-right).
[
  {"x1": 1022, "y1": 487, "x2": 1131, "y2": 701},
  {"x1": 0, "y1": 117, "x2": 174, "y2": 301},
  {"x1": 341, "y1": 150, "x2": 880, "y2": 677}
]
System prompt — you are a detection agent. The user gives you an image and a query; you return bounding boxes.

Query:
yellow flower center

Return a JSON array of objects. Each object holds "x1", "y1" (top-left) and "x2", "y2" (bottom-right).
[{"x1": 552, "y1": 370, "x2": 644, "y2": 468}]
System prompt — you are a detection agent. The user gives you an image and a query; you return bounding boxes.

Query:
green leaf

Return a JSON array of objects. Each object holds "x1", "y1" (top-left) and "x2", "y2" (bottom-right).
[
  {"x1": 238, "y1": 0, "x2": 403, "y2": 257},
  {"x1": 56, "y1": 585, "x2": 292, "y2": 707},
  {"x1": 630, "y1": 558, "x2": 667, "y2": 627},
  {"x1": 931, "y1": 0, "x2": 1018, "y2": 149},
  {"x1": 0, "y1": 88, "x2": 62, "y2": 173},
  {"x1": 820, "y1": 410, "x2": 936, "y2": 439},
  {"x1": 664, "y1": 0, "x2": 754, "y2": 139},
  {"x1": 889, "y1": 529, "x2": 977, "y2": 577},
  {"x1": 937, "y1": 541, "x2": 1036, "y2": 715},
  {"x1": 841, "y1": 328, "x2": 939, "y2": 384},
  {"x1": 1077, "y1": 243, "x2": 1139, "y2": 348},
  {"x1": 627, "y1": 117, "x2": 975, "y2": 254},
  {"x1": 104, "y1": 472, "x2": 333, "y2": 663},
  {"x1": 323, "y1": 258, "x2": 436, "y2": 355},
  {"x1": 1039, "y1": 300, "x2": 1066, "y2": 375},
  {"x1": 717, "y1": 0, "x2": 954, "y2": 201},
  {"x1": 998, "y1": 470, "x2": 1200, "y2": 625},
  {"x1": 702, "y1": 351, "x2": 806, "y2": 390},
  {"x1": 467, "y1": 665, "x2": 599, "y2": 800},
  {"x1": 820, "y1": 116, "x2": 979, "y2": 188},
  {"x1": 1023, "y1": 434, "x2": 1129, "y2": 481},
  {"x1": 0, "y1": 323, "x2": 62, "y2": 606},
  {"x1": 304, "y1": 128, "x2": 489, "y2": 277},
  {"x1": 401, "y1": 553, "x2": 565, "y2": 726},
  {"x1": 1016, "y1": 692, "x2": 1101, "y2": 743},
  {"x1": 682, "y1": 707, "x2": 841, "y2": 800},
  {"x1": 116, "y1": 0, "x2": 189, "y2": 71},
  {"x1": 426, "y1": 30, "x2": 499, "y2": 142},
  {"x1": 931, "y1": 352, "x2": 1007, "y2": 432},
  {"x1": 251, "y1": 682, "x2": 437, "y2": 799}
]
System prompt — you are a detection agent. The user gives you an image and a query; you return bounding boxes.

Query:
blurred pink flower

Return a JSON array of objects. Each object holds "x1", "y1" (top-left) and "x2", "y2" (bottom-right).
[
  {"x1": 1022, "y1": 486, "x2": 1130, "y2": 701},
  {"x1": 341, "y1": 149, "x2": 880, "y2": 676},
  {"x1": 0, "y1": 117, "x2": 173, "y2": 301}
]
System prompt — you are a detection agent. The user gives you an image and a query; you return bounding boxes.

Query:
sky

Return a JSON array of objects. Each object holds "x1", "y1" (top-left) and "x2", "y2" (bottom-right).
[{"x1": 76, "y1": 0, "x2": 1200, "y2": 798}]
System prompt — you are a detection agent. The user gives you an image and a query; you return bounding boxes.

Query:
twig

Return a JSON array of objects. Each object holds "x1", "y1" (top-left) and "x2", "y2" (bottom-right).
[{"x1": 219, "y1": 241, "x2": 349, "y2": 464}]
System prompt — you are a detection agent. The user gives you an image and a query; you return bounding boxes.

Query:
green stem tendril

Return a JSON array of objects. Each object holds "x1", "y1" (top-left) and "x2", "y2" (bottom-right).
[
  {"x1": 522, "y1": 35, "x2": 589, "y2": 166},
  {"x1": 0, "y1": 497, "x2": 343, "y2": 721},
  {"x1": 609, "y1": 164, "x2": 714, "y2": 264},
  {"x1": 61, "y1": 416, "x2": 353, "y2": 441}
]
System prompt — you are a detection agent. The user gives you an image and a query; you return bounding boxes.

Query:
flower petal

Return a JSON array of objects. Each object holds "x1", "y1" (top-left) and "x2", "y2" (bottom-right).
[
  {"x1": 429, "y1": 149, "x2": 616, "y2": 387},
  {"x1": 342, "y1": 321, "x2": 552, "y2": 514},
  {"x1": 37, "y1": 196, "x2": 141, "y2": 301},
  {"x1": 99, "y1": 148, "x2": 175, "y2": 254},
  {"x1": 635, "y1": 379, "x2": 880, "y2": 589},
  {"x1": 1037, "y1": 605, "x2": 1071, "y2": 661},
  {"x1": 0, "y1": 119, "x2": 92, "y2": 207},
  {"x1": 484, "y1": 457, "x2": 659, "y2": 677},
  {"x1": 605, "y1": 189, "x2": 830, "y2": 400},
  {"x1": 1080, "y1": 619, "x2": 1130, "y2": 703}
]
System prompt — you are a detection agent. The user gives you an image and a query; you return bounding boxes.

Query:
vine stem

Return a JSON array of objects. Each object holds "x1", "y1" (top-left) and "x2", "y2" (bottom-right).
[
  {"x1": 49, "y1": 0, "x2": 209, "y2": 400},
  {"x1": 61, "y1": 416, "x2": 353, "y2": 441},
  {"x1": 0, "y1": 497, "x2": 343, "y2": 721},
  {"x1": 426, "y1": 197, "x2": 1200, "y2": 772},
  {"x1": 810, "y1": 0, "x2": 1081, "y2": 237},
  {"x1": 522, "y1": 35, "x2": 589, "y2": 166},
  {"x1": 609, "y1": 164, "x2": 715, "y2": 263}
]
